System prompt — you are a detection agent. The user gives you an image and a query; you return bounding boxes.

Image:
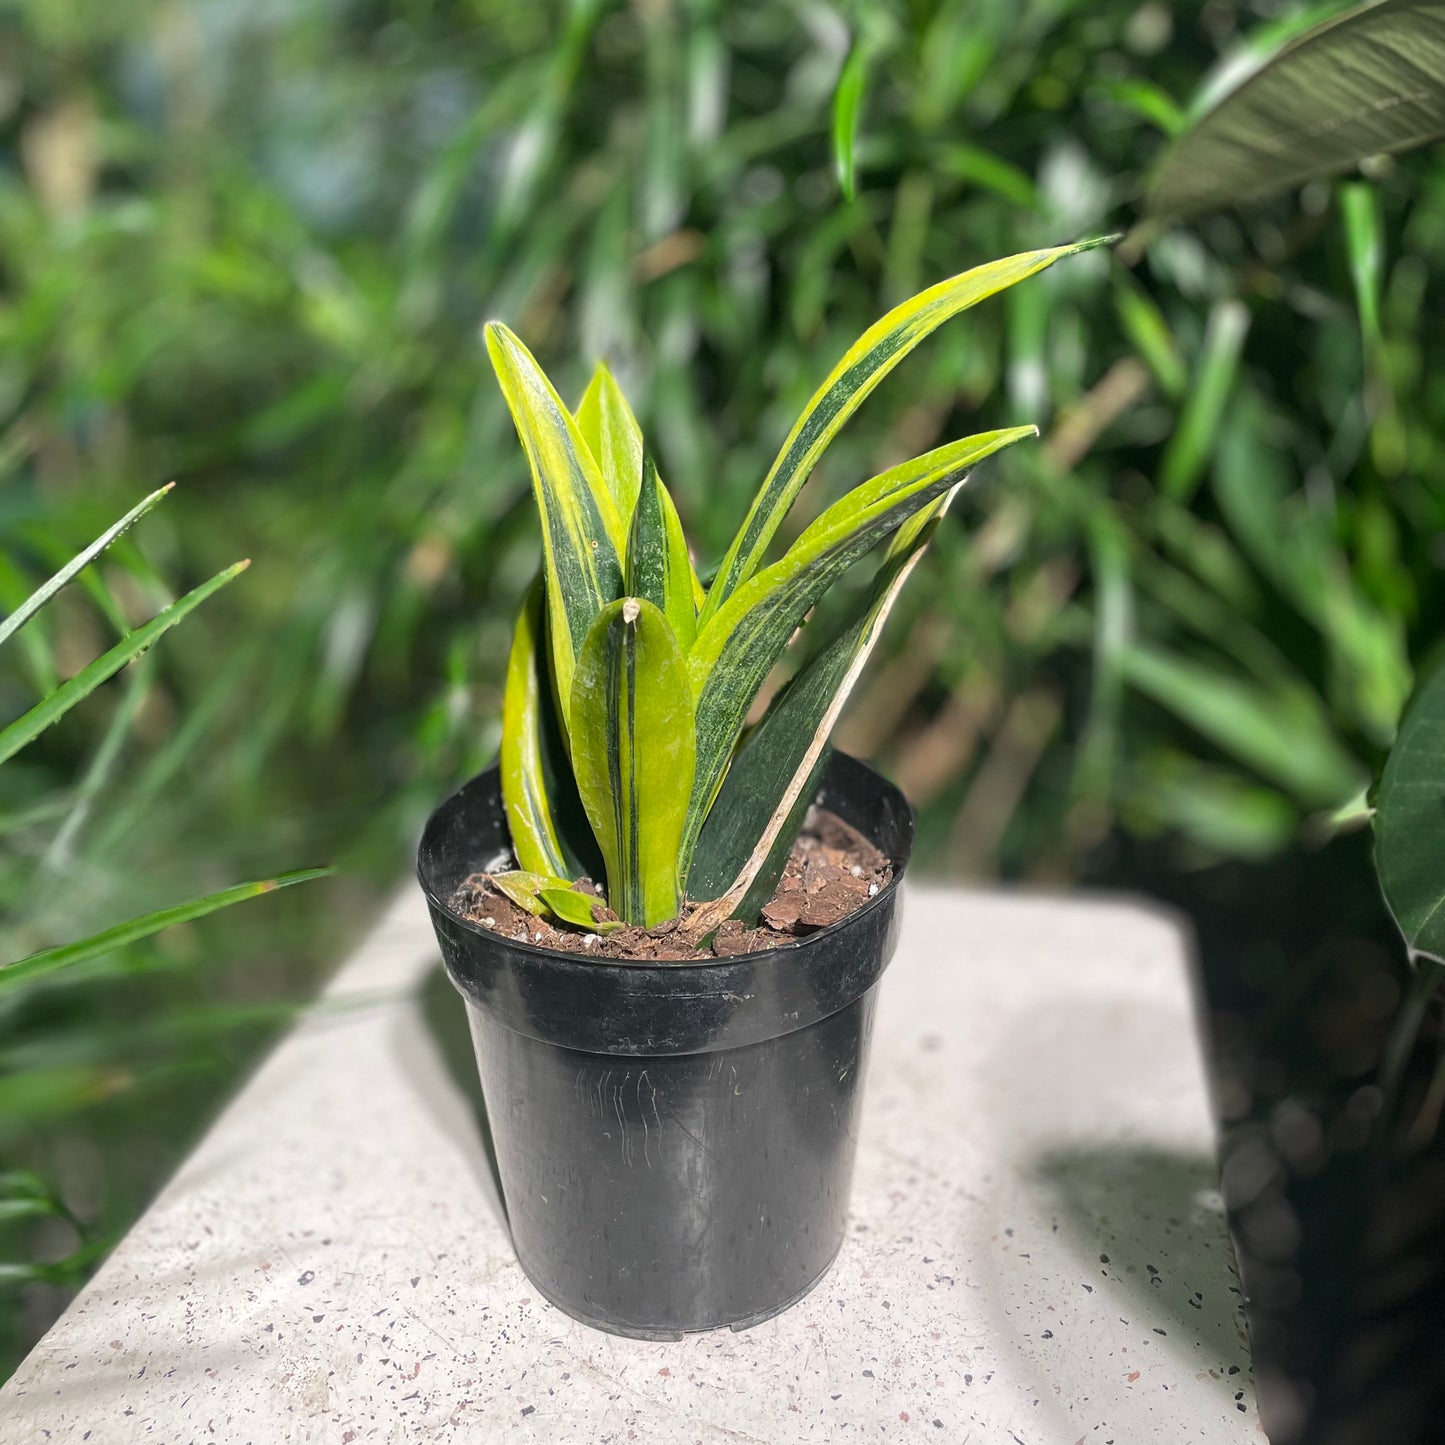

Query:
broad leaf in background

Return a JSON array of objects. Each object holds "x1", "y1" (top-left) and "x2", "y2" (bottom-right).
[
  {"x1": 485, "y1": 323, "x2": 626, "y2": 717},
  {"x1": 570, "y1": 598, "x2": 695, "y2": 926},
  {"x1": 626, "y1": 455, "x2": 697, "y2": 650},
  {"x1": 697, "y1": 240, "x2": 1112, "y2": 626},
  {"x1": 575, "y1": 362, "x2": 646, "y2": 522},
  {"x1": 685, "y1": 428, "x2": 1035, "y2": 866},
  {"x1": 688, "y1": 489, "x2": 961, "y2": 930},
  {"x1": 1148, "y1": 0, "x2": 1445, "y2": 217},
  {"x1": 1373, "y1": 655, "x2": 1445, "y2": 965}
]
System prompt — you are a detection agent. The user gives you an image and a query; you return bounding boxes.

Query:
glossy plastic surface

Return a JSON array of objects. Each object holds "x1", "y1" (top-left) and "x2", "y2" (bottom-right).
[{"x1": 416, "y1": 751, "x2": 913, "y2": 1337}]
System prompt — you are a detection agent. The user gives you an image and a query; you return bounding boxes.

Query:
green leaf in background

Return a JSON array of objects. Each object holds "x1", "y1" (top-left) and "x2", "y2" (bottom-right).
[
  {"x1": 485, "y1": 322, "x2": 626, "y2": 718},
  {"x1": 0, "y1": 483, "x2": 174, "y2": 650},
  {"x1": 1121, "y1": 643, "x2": 1364, "y2": 810},
  {"x1": 687, "y1": 485, "x2": 960, "y2": 928},
  {"x1": 625, "y1": 454, "x2": 697, "y2": 651},
  {"x1": 1340, "y1": 178, "x2": 1408, "y2": 476},
  {"x1": 686, "y1": 427, "x2": 1036, "y2": 862},
  {"x1": 575, "y1": 362, "x2": 646, "y2": 522},
  {"x1": 832, "y1": 43, "x2": 869, "y2": 201},
  {"x1": 1147, "y1": 0, "x2": 1445, "y2": 218},
  {"x1": 697, "y1": 238, "x2": 1114, "y2": 627},
  {"x1": 1, "y1": 868, "x2": 333, "y2": 989},
  {"x1": 1373, "y1": 655, "x2": 1445, "y2": 964},
  {"x1": 536, "y1": 885, "x2": 622, "y2": 934},
  {"x1": 0, "y1": 560, "x2": 250, "y2": 769},
  {"x1": 499, "y1": 583, "x2": 572, "y2": 878},
  {"x1": 1159, "y1": 298, "x2": 1250, "y2": 504},
  {"x1": 570, "y1": 597, "x2": 695, "y2": 926}
]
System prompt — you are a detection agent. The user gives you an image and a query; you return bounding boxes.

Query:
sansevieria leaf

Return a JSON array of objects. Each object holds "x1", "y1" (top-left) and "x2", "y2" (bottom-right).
[
  {"x1": 499, "y1": 583, "x2": 571, "y2": 878},
  {"x1": 698, "y1": 238, "x2": 1113, "y2": 627},
  {"x1": 570, "y1": 598, "x2": 696, "y2": 926},
  {"x1": 537, "y1": 885, "x2": 623, "y2": 934},
  {"x1": 485, "y1": 323, "x2": 626, "y2": 718},
  {"x1": 684, "y1": 427, "x2": 1035, "y2": 863},
  {"x1": 500, "y1": 579, "x2": 607, "y2": 882},
  {"x1": 575, "y1": 362, "x2": 646, "y2": 523},
  {"x1": 626, "y1": 455, "x2": 697, "y2": 650},
  {"x1": 687, "y1": 487, "x2": 961, "y2": 927}
]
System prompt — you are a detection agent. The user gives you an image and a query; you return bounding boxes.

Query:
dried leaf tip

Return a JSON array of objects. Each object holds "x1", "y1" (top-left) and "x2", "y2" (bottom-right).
[{"x1": 621, "y1": 597, "x2": 641, "y2": 624}]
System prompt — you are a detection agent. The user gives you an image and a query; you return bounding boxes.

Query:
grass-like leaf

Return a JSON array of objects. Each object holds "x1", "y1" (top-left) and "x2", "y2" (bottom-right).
[
  {"x1": 698, "y1": 238, "x2": 1113, "y2": 627},
  {"x1": 1121, "y1": 643, "x2": 1363, "y2": 809},
  {"x1": 576, "y1": 362, "x2": 646, "y2": 522},
  {"x1": 626, "y1": 454, "x2": 697, "y2": 650},
  {"x1": 485, "y1": 322, "x2": 626, "y2": 719},
  {"x1": 1147, "y1": 0, "x2": 1445, "y2": 218},
  {"x1": 832, "y1": 43, "x2": 868, "y2": 201},
  {"x1": 0, "y1": 560, "x2": 249, "y2": 769},
  {"x1": 1, "y1": 868, "x2": 333, "y2": 989},
  {"x1": 685, "y1": 427, "x2": 1035, "y2": 864},
  {"x1": 570, "y1": 597, "x2": 696, "y2": 926},
  {"x1": 0, "y1": 483, "x2": 174, "y2": 651}
]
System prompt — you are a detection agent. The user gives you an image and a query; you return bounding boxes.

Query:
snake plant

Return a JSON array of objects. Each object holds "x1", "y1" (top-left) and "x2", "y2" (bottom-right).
[{"x1": 488, "y1": 239, "x2": 1107, "y2": 938}]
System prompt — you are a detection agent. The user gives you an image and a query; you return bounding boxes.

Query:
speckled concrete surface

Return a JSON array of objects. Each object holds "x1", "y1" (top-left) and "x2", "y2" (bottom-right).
[{"x1": 1, "y1": 885, "x2": 1257, "y2": 1444}]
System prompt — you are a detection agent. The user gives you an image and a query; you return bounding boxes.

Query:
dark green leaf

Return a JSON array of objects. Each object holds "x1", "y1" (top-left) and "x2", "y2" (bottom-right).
[
  {"x1": 1374, "y1": 655, "x2": 1445, "y2": 963},
  {"x1": 1148, "y1": 0, "x2": 1445, "y2": 217}
]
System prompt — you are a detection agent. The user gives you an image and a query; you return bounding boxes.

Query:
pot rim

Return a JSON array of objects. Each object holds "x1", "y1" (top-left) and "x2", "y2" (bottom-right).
[{"x1": 415, "y1": 756, "x2": 912, "y2": 974}]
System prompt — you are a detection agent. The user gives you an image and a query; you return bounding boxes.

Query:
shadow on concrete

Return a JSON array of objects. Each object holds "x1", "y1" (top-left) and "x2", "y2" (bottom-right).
[
  {"x1": 1028, "y1": 1143, "x2": 1252, "y2": 1377},
  {"x1": 412, "y1": 960, "x2": 508, "y2": 1229}
]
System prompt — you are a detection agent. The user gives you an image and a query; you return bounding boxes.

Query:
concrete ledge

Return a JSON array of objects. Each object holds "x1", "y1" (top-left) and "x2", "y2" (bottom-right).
[{"x1": 0, "y1": 884, "x2": 1257, "y2": 1443}]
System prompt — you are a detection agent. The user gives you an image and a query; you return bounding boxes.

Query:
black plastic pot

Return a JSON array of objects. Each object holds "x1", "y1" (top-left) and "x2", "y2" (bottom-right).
[{"x1": 416, "y1": 750, "x2": 913, "y2": 1339}]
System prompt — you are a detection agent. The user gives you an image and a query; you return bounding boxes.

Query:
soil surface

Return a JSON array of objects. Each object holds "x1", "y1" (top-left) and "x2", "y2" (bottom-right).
[{"x1": 448, "y1": 806, "x2": 892, "y2": 961}]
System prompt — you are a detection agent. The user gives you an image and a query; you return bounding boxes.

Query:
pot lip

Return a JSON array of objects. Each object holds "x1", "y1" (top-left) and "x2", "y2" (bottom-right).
[{"x1": 415, "y1": 758, "x2": 912, "y2": 975}]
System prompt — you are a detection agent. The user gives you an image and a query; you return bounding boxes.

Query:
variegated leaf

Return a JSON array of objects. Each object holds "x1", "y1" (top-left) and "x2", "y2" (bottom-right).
[
  {"x1": 500, "y1": 584, "x2": 571, "y2": 877},
  {"x1": 485, "y1": 323, "x2": 626, "y2": 718},
  {"x1": 686, "y1": 486, "x2": 960, "y2": 927},
  {"x1": 626, "y1": 454, "x2": 697, "y2": 650},
  {"x1": 698, "y1": 238, "x2": 1112, "y2": 627},
  {"x1": 499, "y1": 580, "x2": 605, "y2": 881},
  {"x1": 570, "y1": 597, "x2": 696, "y2": 926},
  {"x1": 682, "y1": 426, "x2": 1036, "y2": 866},
  {"x1": 576, "y1": 362, "x2": 646, "y2": 521}
]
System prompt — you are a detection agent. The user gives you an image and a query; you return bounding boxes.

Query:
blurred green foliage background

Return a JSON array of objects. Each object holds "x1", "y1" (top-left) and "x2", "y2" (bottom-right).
[{"x1": 1, "y1": 0, "x2": 1442, "y2": 1416}]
